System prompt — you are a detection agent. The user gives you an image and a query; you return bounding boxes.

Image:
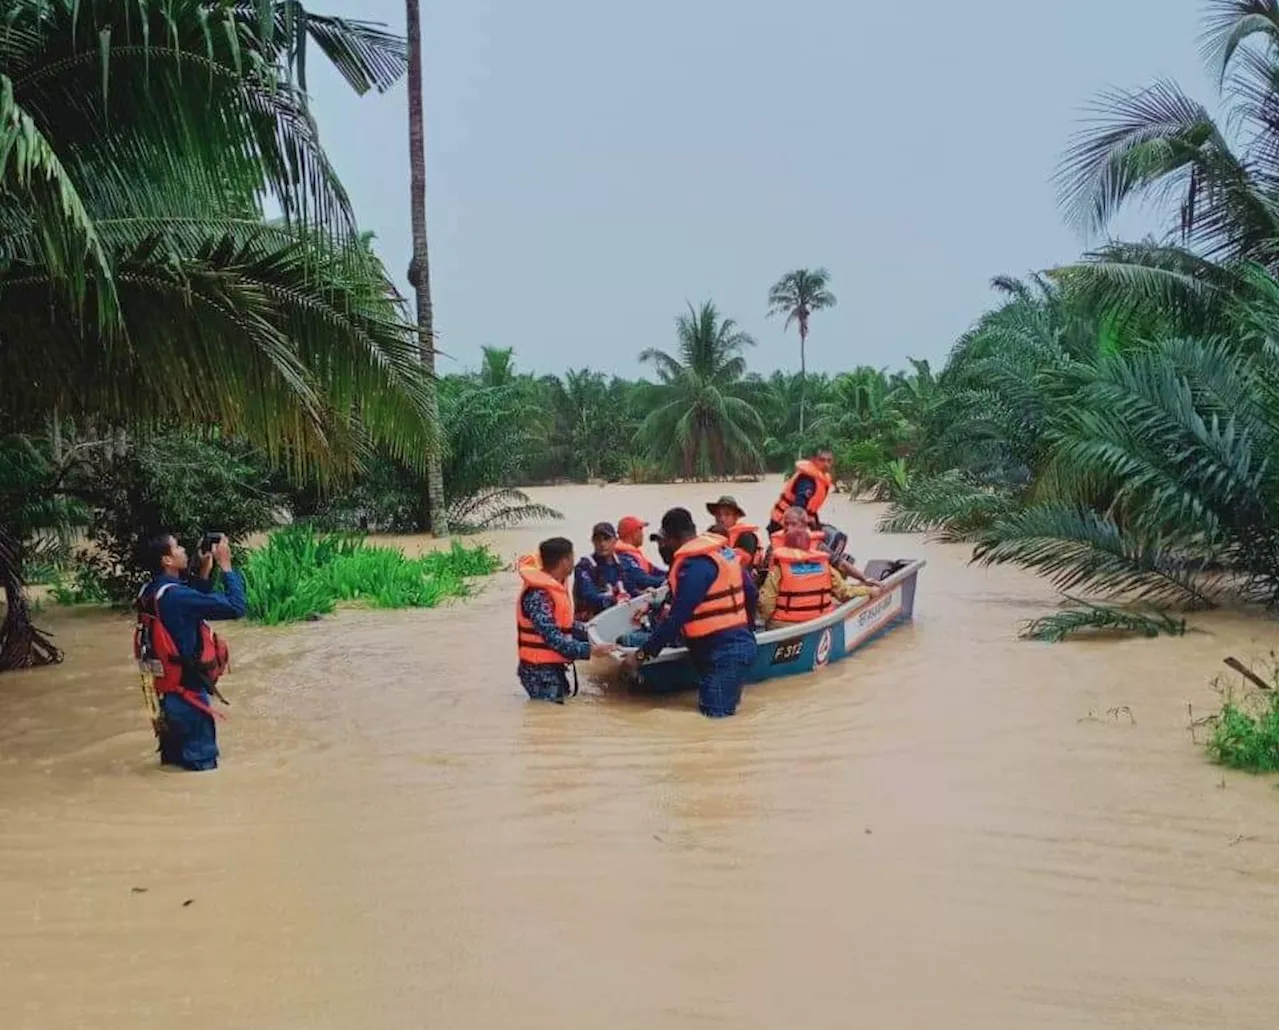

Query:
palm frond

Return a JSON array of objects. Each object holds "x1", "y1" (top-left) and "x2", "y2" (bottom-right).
[
  {"x1": 447, "y1": 487, "x2": 560, "y2": 533},
  {"x1": 971, "y1": 503, "x2": 1217, "y2": 609},
  {"x1": 878, "y1": 472, "x2": 1020, "y2": 541},
  {"x1": 1020, "y1": 599, "x2": 1187, "y2": 642},
  {"x1": 1056, "y1": 79, "x2": 1217, "y2": 236}
]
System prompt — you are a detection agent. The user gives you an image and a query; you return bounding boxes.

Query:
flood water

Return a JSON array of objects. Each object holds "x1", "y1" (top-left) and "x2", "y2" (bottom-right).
[{"x1": 0, "y1": 482, "x2": 1275, "y2": 1029}]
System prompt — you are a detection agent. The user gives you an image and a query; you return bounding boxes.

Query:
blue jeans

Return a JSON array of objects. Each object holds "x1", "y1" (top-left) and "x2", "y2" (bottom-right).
[
  {"x1": 689, "y1": 629, "x2": 756, "y2": 718},
  {"x1": 158, "y1": 690, "x2": 219, "y2": 771}
]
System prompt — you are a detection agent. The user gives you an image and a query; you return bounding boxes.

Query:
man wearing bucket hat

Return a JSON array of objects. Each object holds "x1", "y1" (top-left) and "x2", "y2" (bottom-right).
[{"x1": 706, "y1": 495, "x2": 762, "y2": 573}]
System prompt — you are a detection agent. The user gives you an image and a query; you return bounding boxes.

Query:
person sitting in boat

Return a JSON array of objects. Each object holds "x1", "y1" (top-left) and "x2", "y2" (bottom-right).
[
  {"x1": 705, "y1": 494, "x2": 762, "y2": 574},
  {"x1": 572, "y1": 521, "x2": 629, "y2": 620},
  {"x1": 758, "y1": 528, "x2": 880, "y2": 630},
  {"x1": 768, "y1": 505, "x2": 880, "y2": 593},
  {"x1": 614, "y1": 515, "x2": 668, "y2": 591},
  {"x1": 767, "y1": 445, "x2": 835, "y2": 533},
  {"x1": 518, "y1": 537, "x2": 616, "y2": 703},
  {"x1": 624, "y1": 507, "x2": 758, "y2": 719}
]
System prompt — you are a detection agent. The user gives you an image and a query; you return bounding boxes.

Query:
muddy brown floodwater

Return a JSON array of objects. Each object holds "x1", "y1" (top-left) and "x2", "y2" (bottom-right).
[{"x1": 0, "y1": 483, "x2": 1275, "y2": 1029}]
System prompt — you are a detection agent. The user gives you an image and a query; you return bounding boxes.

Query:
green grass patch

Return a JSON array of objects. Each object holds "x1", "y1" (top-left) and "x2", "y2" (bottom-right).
[{"x1": 241, "y1": 526, "x2": 501, "y2": 626}]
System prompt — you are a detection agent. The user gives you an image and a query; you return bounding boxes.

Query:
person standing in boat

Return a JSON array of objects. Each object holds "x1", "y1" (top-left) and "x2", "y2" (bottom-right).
[
  {"x1": 572, "y1": 522, "x2": 628, "y2": 620},
  {"x1": 758, "y1": 528, "x2": 879, "y2": 630},
  {"x1": 517, "y1": 537, "x2": 616, "y2": 703},
  {"x1": 614, "y1": 515, "x2": 667, "y2": 592},
  {"x1": 767, "y1": 445, "x2": 835, "y2": 533},
  {"x1": 625, "y1": 508, "x2": 757, "y2": 719}
]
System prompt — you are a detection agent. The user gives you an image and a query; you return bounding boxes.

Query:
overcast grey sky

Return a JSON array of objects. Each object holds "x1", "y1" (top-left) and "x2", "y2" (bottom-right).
[{"x1": 306, "y1": 0, "x2": 1213, "y2": 378}]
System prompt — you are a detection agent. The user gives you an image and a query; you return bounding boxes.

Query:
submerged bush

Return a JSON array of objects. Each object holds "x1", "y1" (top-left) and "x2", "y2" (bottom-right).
[
  {"x1": 241, "y1": 526, "x2": 501, "y2": 625},
  {"x1": 1204, "y1": 660, "x2": 1278, "y2": 774}
]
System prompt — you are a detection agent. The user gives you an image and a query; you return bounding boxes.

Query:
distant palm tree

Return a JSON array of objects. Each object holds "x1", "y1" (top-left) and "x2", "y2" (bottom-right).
[
  {"x1": 479, "y1": 346, "x2": 516, "y2": 388},
  {"x1": 637, "y1": 301, "x2": 765, "y2": 478},
  {"x1": 767, "y1": 268, "x2": 837, "y2": 441},
  {"x1": 405, "y1": 0, "x2": 448, "y2": 535}
]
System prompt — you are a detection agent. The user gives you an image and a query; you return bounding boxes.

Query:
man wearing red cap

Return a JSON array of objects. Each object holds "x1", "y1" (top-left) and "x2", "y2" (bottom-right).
[{"x1": 614, "y1": 515, "x2": 667, "y2": 591}]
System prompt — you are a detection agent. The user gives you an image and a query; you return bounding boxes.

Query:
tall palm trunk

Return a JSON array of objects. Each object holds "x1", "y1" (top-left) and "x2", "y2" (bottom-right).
[
  {"x1": 405, "y1": 0, "x2": 448, "y2": 536},
  {"x1": 797, "y1": 322, "x2": 808, "y2": 454}
]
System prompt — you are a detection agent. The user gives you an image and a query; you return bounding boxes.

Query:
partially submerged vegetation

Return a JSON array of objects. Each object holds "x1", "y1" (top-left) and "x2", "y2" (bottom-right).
[
  {"x1": 878, "y1": 3, "x2": 1278, "y2": 640},
  {"x1": 1199, "y1": 657, "x2": 1278, "y2": 774},
  {"x1": 241, "y1": 527, "x2": 501, "y2": 625}
]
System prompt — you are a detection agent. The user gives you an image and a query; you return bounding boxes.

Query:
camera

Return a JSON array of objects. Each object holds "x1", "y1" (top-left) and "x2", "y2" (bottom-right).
[{"x1": 198, "y1": 531, "x2": 225, "y2": 556}]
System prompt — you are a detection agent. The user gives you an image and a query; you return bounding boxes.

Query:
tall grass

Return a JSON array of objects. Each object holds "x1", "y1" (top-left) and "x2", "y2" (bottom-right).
[
  {"x1": 241, "y1": 526, "x2": 501, "y2": 625},
  {"x1": 1203, "y1": 659, "x2": 1278, "y2": 774}
]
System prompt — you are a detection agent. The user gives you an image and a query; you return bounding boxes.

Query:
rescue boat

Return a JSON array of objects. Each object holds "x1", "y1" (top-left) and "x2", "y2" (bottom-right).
[{"x1": 588, "y1": 558, "x2": 925, "y2": 691}]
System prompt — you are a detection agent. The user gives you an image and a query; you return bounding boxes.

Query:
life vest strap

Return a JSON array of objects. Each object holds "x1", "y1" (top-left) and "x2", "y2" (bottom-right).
[{"x1": 155, "y1": 683, "x2": 227, "y2": 721}]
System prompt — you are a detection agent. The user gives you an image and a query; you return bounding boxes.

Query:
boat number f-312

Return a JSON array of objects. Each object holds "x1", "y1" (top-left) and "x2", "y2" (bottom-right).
[{"x1": 770, "y1": 639, "x2": 805, "y2": 665}]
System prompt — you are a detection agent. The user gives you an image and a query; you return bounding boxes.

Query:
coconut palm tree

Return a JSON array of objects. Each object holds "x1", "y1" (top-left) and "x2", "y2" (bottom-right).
[
  {"x1": 404, "y1": 0, "x2": 448, "y2": 536},
  {"x1": 0, "y1": 1, "x2": 429, "y2": 668},
  {"x1": 636, "y1": 301, "x2": 765, "y2": 478},
  {"x1": 766, "y1": 268, "x2": 836, "y2": 440},
  {"x1": 1054, "y1": 1, "x2": 1280, "y2": 317}
]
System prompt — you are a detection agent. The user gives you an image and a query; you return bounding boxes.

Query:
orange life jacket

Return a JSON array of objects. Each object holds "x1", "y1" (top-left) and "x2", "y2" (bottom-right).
[
  {"x1": 667, "y1": 535, "x2": 749, "y2": 640},
  {"x1": 724, "y1": 521, "x2": 764, "y2": 571},
  {"x1": 615, "y1": 540, "x2": 657, "y2": 574},
  {"x1": 770, "y1": 459, "x2": 832, "y2": 526},
  {"x1": 769, "y1": 528, "x2": 826, "y2": 552},
  {"x1": 770, "y1": 547, "x2": 834, "y2": 623},
  {"x1": 516, "y1": 556, "x2": 576, "y2": 665},
  {"x1": 134, "y1": 582, "x2": 231, "y2": 721}
]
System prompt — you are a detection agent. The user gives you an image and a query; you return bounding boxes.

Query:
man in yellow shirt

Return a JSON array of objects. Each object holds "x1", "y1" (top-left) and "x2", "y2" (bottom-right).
[{"x1": 758, "y1": 528, "x2": 882, "y2": 630}]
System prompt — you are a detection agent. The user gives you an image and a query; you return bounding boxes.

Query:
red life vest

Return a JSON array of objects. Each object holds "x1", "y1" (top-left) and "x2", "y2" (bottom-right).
[
  {"x1": 770, "y1": 459, "x2": 832, "y2": 526},
  {"x1": 516, "y1": 556, "x2": 576, "y2": 665},
  {"x1": 770, "y1": 547, "x2": 834, "y2": 623},
  {"x1": 134, "y1": 582, "x2": 230, "y2": 721},
  {"x1": 667, "y1": 536, "x2": 749, "y2": 639}
]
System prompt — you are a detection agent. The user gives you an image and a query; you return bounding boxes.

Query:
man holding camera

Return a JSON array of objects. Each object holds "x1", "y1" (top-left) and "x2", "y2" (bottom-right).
[{"x1": 136, "y1": 532, "x2": 247, "y2": 771}]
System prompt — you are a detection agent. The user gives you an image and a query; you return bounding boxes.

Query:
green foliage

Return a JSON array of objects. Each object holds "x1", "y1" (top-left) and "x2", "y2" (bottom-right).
[
  {"x1": 49, "y1": 565, "x2": 112, "y2": 607},
  {"x1": 1203, "y1": 680, "x2": 1280, "y2": 772},
  {"x1": 1019, "y1": 600, "x2": 1186, "y2": 642},
  {"x1": 879, "y1": 472, "x2": 1019, "y2": 541},
  {"x1": 71, "y1": 430, "x2": 283, "y2": 604},
  {"x1": 637, "y1": 301, "x2": 766, "y2": 477},
  {"x1": 291, "y1": 380, "x2": 562, "y2": 533},
  {"x1": 241, "y1": 526, "x2": 500, "y2": 625},
  {"x1": 1, "y1": 0, "x2": 434, "y2": 472}
]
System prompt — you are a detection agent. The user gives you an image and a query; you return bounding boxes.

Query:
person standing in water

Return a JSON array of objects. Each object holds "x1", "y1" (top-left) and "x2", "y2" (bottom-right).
[
  {"x1": 626, "y1": 508, "x2": 757, "y2": 718},
  {"x1": 135, "y1": 532, "x2": 246, "y2": 771},
  {"x1": 768, "y1": 445, "x2": 835, "y2": 533},
  {"x1": 517, "y1": 537, "x2": 615, "y2": 703}
]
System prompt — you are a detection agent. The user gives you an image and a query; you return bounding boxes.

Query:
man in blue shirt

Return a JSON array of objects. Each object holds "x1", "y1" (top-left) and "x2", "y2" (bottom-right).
[
  {"x1": 627, "y1": 508, "x2": 758, "y2": 718},
  {"x1": 572, "y1": 521, "x2": 628, "y2": 619},
  {"x1": 139, "y1": 532, "x2": 247, "y2": 770},
  {"x1": 614, "y1": 515, "x2": 668, "y2": 592}
]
